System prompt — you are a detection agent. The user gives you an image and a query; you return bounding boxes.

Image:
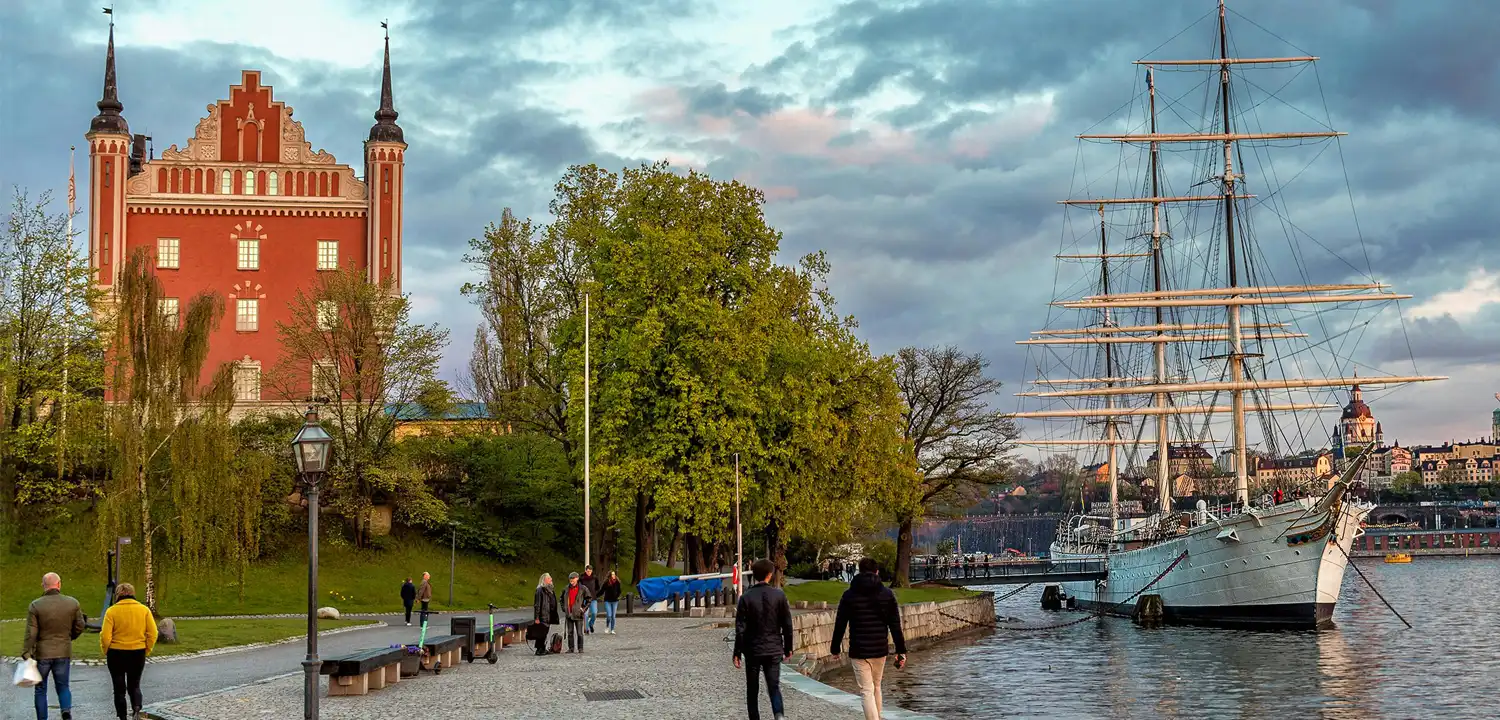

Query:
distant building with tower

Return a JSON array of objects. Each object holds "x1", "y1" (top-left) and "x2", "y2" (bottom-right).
[{"x1": 85, "y1": 18, "x2": 406, "y2": 408}]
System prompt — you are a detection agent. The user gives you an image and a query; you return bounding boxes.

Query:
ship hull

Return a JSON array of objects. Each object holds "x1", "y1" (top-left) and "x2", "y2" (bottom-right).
[{"x1": 1053, "y1": 490, "x2": 1370, "y2": 630}]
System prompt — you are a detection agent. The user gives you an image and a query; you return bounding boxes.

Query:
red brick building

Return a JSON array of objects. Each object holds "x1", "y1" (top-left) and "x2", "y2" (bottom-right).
[{"x1": 85, "y1": 21, "x2": 406, "y2": 406}]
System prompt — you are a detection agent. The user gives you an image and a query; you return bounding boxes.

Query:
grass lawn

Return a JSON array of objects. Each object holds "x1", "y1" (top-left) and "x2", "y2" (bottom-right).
[
  {"x1": 783, "y1": 580, "x2": 977, "y2": 606},
  {"x1": 0, "y1": 618, "x2": 373, "y2": 662},
  {"x1": 2, "y1": 511, "x2": 650, "y2": 619}
]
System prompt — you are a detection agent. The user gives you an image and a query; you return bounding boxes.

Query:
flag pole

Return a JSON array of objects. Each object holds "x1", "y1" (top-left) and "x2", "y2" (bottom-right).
[
  {"x1": 583, "y1": 292, "x2": 591, "y2": 568},
  {"x1": 60, "y1": 146, "x2": 75, "y2": 481},
  {"x1": 734, "y1": 453, "x2": 743, "y2": 593}
]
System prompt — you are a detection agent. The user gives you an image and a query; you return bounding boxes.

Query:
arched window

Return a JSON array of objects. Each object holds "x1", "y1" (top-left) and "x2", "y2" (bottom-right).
[
  {"x1": 243, "y1": 169, "x2": 256, "y2": 195},
  {"x1": 221, "y1": 170, "x2": 233, "y2": 194},
  {"x1": 269, "y1": 171, "x2": 280, "y2": 196}
]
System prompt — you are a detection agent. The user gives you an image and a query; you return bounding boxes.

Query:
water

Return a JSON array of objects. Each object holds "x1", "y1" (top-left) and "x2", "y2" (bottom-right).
[{"x1": 826, "y1": 556, "x2": 1500, "y2": 719}]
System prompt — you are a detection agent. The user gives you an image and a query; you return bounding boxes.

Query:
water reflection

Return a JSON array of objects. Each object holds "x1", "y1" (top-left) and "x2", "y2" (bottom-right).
[{"x1": 822, "y1": 557, "x2": 1499, "y2": 719}]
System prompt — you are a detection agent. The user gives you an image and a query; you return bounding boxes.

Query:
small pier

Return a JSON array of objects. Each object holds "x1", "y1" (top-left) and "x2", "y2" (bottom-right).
[{"x1": 908, "y1": 558, "x2": 1108, "y2": 585}]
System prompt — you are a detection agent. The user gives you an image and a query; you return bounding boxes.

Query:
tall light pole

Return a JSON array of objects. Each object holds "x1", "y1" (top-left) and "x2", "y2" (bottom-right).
[
  {"x1": 583, "y1": 292, "x2": 591, "y2": 568},
  {"x1": 292, "y1": 407, "x2": 332, "y2": 720},
  {"x1": 734, "y1": 453, "x2": 743, "y2": 595},
  {"x1": 448, "y1": 521, "x2": 456, "y2": 606}
]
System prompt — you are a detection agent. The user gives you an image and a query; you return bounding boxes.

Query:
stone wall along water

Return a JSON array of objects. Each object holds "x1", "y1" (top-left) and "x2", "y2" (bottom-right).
[{"x1": 788, "y1": 593, "x2": 994, "y2": 678}]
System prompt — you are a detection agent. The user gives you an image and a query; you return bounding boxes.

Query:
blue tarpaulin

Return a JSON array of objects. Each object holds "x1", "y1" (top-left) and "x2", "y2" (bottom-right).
[{"x1": 636, "y1": 575, "x2": 724, "y2": 604}]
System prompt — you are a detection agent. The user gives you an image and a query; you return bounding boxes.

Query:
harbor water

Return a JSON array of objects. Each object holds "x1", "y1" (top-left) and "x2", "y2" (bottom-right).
[{"x1": 825, "y1": 556, "x2": 1500, "y2": 719}]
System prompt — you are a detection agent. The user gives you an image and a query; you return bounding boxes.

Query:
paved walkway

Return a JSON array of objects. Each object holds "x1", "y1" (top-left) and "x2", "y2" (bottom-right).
[
  {"x1": 5, "y1": 612, "x2": 529, "y2": 720},
  {"x1": 146, "y1": 617, "x2": 871, "y2": 720}
]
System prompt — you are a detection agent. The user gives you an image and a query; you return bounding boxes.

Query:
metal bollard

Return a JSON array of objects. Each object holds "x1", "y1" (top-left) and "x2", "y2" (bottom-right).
[
  {"x1": 626, "y1": 593, "x2": 634, "y2": 616},
  {"x1": 670, "y1": 592, "x2": 679, "y2": 612}
]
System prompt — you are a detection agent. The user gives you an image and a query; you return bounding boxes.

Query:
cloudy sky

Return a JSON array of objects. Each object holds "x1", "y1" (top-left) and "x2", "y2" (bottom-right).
[{"x1": 2, "y1": 0, "x2": 1496, "y2": 455}]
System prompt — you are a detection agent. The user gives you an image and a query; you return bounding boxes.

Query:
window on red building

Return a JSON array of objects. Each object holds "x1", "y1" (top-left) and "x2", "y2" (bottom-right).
[
  {"x1": 238, "y1": 238, "x2": 260, "y2": 270},
  {"x1": 317, "y1": 240, "x2": 338, "y2": 270},
  {"x1": 236, "y1": 298, "x2": 259, "y2": 332},
  {"x1": 157, "y1": 238, "x2": 180, "y2": 269},
  {"x1": 159, "y1": 298, "x2": 179, "y2": 327},
  {"x1": 221, "y1": 170, "x2": 232, "y2": 194},
  {"x1": 234, "y1": 363, "x2": 261, "y2": 402}
]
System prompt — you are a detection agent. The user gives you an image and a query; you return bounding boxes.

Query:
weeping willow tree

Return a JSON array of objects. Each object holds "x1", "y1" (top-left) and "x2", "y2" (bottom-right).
[{"x1": 104, "y1": 248, "x2": 234, "y2": 613}]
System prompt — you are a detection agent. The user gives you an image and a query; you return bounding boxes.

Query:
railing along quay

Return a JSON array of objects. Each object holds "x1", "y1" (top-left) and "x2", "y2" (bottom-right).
[{"x1": 908, "y1": 558, "x2": 1108, "y2": 585}]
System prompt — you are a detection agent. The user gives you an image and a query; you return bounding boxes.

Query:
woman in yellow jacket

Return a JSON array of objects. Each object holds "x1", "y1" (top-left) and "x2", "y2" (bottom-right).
[{"x1": 99, "y1": 583, "x2": 157, "y2": 720}]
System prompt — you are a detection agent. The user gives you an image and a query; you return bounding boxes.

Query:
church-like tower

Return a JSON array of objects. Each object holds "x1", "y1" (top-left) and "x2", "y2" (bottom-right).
[
  {"x1": 86, "y1": 19, "x2": 131, "y2": 288},
  {"x1": 365, "y1": 27, "x2": 406, "y2": 290}
]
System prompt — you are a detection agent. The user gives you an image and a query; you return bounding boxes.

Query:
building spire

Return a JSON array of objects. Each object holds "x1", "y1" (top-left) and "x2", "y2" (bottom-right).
[
  {"x1": 369, "y1": 21, "x2": 404, "y2": 143},
  {"x1": 91, "y1": 10, "x2": 129, "y2": 135}
]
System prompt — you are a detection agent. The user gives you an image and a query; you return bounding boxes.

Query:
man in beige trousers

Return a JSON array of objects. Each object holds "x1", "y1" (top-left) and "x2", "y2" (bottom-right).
[{"x1": 830, "y1": 558, "x2": 909, "y2": 719}]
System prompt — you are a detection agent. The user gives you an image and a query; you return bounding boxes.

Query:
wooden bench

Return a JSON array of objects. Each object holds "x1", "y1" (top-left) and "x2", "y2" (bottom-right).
[
  {"x1": 421, "y1": 634, "x2": 464, "y2": 672},
  {"x1": 319, "y1": 647, "x2": 405, "y2": 697}
]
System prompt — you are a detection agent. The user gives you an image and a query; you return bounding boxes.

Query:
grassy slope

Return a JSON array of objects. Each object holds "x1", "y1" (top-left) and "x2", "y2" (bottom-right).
[
  {"x1": 783, "y1": 580, "x2": 976, "y2": 605},
  {"x1": 1, "y1": 512, "x2": 627, "y2": 619},
  {"x1": 0, "y1": 618, "x2": 373, "y2": 661}
]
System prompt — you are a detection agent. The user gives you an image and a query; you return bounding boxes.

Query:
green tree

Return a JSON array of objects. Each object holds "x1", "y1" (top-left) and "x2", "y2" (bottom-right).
[
  {"x1": 269, "y1": 267, "x2": 450, "y2": 546},
  {"x1": 0, "y1": 190, "x2": 106, "y2": 533},
  {"x1": 891, "y1": 346, "x2": 1019, "y2": 586},
  {"x1": 1391, "y1": 470, "x2": 1422, "y2": 493},
  {"x1": 103, "y1": 248, "x2": 234, "y2": 612}
]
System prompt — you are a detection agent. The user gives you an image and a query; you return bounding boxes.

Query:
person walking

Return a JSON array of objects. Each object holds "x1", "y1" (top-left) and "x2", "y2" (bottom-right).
[
  {"x1": 22, "y1": 572, "x2": 85, "y2": 720},
  {"x1": 599, "y1": 570, "x2": 623, "y2": 634},
  {"x1": 578, "y1": 565, "x2": 602, "y2": 633},
  {"x1": 417, "y1": 571, "x2": 433, "y2": 623},
  {"x1": 733, "y1": 558, "x2": 793, "y2": 720},
  {"x1": 100, "y1": 583, "x2": 157, "y2": 720},
  {"x1": 560, "y1": 572, "x2": 593, "y2": 653},
  {"x1": 400, "y1": 577, "x2": 417, "y2": 626},
  {"x1": 531, "y1": 574, "x2": 559, "y2": 656},
  {"x1": 830, "y1": 557, "x2": 908, "y2": 720}
]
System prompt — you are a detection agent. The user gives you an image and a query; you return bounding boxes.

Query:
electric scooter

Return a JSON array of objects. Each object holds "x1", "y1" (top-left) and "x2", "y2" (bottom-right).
[{"x1": 472, "y1": 603, "x2": 499, "y2": 664}]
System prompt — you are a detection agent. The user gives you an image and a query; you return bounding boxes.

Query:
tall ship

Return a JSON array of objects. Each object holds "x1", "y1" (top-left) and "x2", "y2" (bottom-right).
[{"x1": 1010, "y1": 1, "x2": 1444, "y2": 628}]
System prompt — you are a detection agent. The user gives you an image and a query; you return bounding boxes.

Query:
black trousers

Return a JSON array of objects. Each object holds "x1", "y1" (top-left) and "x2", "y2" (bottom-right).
[
  {"x1": 533, "y1": 624, "x2": 549, "y2": 654},
  {"x1": 106, "y1": 648, "x2": 147, "y2": 718},
  {"x1": 403, "y1": 602, "x2": 413, "y2": 623},
  {"x1": 744, "y1": 654, "x2": 784, "y2": 720}
]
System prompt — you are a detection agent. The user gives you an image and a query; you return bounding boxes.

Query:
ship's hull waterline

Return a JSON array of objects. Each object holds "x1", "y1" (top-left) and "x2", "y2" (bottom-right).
[{"x1": 1052, "y1": 489, "x2": 1371, "y2": 629}]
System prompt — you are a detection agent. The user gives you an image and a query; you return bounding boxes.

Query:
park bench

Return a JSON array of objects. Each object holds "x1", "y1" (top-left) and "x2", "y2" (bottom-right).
[
  {"x1": 420, "y1": 634, "x2": 465, "y2": 672},
  {"x1": 319, "y1": 647, "x2": 405, "y2": 697}
]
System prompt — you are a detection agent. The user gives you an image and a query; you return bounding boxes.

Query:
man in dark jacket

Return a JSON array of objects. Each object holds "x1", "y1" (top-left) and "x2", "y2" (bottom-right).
[
  {"x1": 532, "y1": 574, "x2": 559, "y2": 655},
  {"x1": 578, "y1": 564, "x2": 602, "y2": 633},
  {"x1": 417, "y1": 572, "x2": 433, "y2": 623},
  {"x1": 830, "y1": 557, "x2": 908, "y2": 720},
  {"x1": 734, "y1": 559, "x2": 793, "y2": 720},
  {"x1": 24, "y1": 572, "x2": 86, "y2": 720},
  {"x1": 400, "y1": 578, "x2": 416, "y2": 626},
  {"x1": 561, "y1": 572, "x2": 593, "y2": 653}
]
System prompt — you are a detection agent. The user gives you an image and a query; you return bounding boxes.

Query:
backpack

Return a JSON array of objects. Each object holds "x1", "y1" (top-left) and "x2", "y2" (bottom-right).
[{"x1": 549, "y1": 633, "x2": 563, "y2": 654}]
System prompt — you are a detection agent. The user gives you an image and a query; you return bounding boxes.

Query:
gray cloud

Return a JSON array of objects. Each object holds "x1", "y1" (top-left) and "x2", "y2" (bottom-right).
[{"x1": 2, "y1": 0, "x2": 1496, "y2": 443}]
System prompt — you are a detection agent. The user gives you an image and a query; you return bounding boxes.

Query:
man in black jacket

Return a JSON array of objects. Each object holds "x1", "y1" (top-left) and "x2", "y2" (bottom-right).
[
  {"x1": 399, "y1": 577, "x2": 416, "y2": 626},
  {"x1": 734, "y1": 559, "x2": 793, "y2": 720},
  {"x1": 830, "y1": 557, "x2": 908, "y2": 720}
]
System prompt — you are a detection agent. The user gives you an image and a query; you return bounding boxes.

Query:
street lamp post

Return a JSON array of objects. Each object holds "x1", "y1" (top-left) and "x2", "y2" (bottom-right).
[{"x1": 292, "y1": 407, "x2": 333, "y2": 720}]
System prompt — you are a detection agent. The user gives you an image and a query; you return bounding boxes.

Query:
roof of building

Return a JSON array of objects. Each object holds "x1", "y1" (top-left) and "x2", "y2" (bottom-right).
[
  {"x1": 90, "y1": 21, "x2": 129, "y2": 135},
  {"x1": 1341, "y1": 387, "x2": 1373, "y2": 420},
  {"x1": 1147, "y1": 444, "x2": 1213, "y2": 462},
  {"x1": 368, "y1": 29, "x2": 404, "y2": 143},
  {"x1": 384, "y1": 402, "x2": 491, "y2": 421}
]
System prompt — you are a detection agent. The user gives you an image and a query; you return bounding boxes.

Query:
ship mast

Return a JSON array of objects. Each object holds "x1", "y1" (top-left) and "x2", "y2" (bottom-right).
[
  {"x1": 1217, "y1": 0, "x2": 1251, "y2": 507},
  {"x1": 1099, "y1": 204, "x2": 1120, "y2": 541},
  {"x1": 1148, "y1": 67, "x2": 1172, "y2": 518}
]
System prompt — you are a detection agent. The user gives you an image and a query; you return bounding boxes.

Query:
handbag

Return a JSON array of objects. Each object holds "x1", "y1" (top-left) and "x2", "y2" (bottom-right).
[
  {"x1": 525, "y1": 622, "x2": 548, "y2": 642},
  {"x1": 12, "y1": 659, "x2": 41, "y2": 688}
]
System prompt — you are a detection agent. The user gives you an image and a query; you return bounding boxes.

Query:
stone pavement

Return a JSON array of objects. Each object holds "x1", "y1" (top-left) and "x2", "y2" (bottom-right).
[
  {"x1": 3, "y1": 611, "x2": 529, "y2": 720},
  {"x1": 146, "y1": 617, "x2": 873, "y2": 720}
]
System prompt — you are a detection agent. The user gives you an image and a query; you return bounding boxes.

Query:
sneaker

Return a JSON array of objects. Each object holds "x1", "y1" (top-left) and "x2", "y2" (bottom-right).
[
  {"x1": 566, "y1": 648, "x2": 574, "y2": 653},
  {"x1": 405, "y1": 622, "x2": 411, "y2": 626}
]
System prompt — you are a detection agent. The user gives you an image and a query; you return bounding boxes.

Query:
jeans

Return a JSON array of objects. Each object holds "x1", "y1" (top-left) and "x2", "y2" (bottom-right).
[
  {"x1": 604, "y1": 600, "x2": 618, "y2": 631},
  {"x1": 851, "y1": 656, "x2": 887, "y2": 720},
  {"x1": 106, "y1": 648, "x2": 148, "y2": 718},
  {"x1": 33, "y1": 658, "x2": 72, "y2": 719},
  {"x1": 586, "y1": 600, "x2": 597, "y2": 631},
  {"x1": 743, "y1": 654, "x2": 784, "y2": 720},
  {"x1": 565, "y1": 617, "x2": 585, "y2": 650}
]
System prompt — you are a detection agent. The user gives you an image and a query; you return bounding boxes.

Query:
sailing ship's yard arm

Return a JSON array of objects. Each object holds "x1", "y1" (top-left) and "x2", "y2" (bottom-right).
[{"x1": 1019, "y1": 375, "x2": 1447, "y2": 398}]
